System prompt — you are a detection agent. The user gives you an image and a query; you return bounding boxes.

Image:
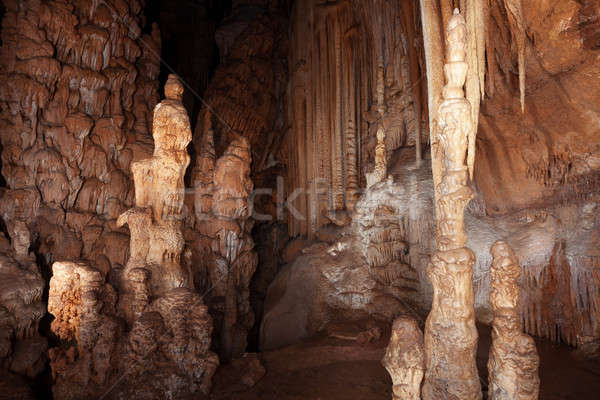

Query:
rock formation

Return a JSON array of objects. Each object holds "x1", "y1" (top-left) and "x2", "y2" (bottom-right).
[
  {"x1": 382, "y1": 316, "x2": 425, "y2": 400},
  {"x1": 117, "y1": 74, "x2": 193, "y2": 322},
  {"x1": 487, "y1": 241, "x2": 540, "y2": 400},
  {"x1": 48, "y1": 76, "x2": 218, "y2": 399},
  {"x1": 184, "y1": 2, "x2": 285, "y2": 360},
  {"x1": 0, "y1": 221, "x2": 46, "y2": 380},
  {"x1": 261, "y1": 174, "x2": 429, "y2": 350},
  {"x1": 48, "y1": 261, "x2": 121, "y2": 399},
  {"x1": 191, "y1": 127, "x2": 258, "y2": 361},
  {"x1": 0, "y1": 0, "x2": 160, "y2": 294},
  {"x1": 476, "y1": 0, "x2": 600, "y2": 215},
  {"x1": 366, "y1": 63, "x2": 388, "y2": 188},
  {"x1": 422, "y1": 10, "x2": 482, "y2": 400},
  {"x1": 286, "y1": 0, "x2": 424, "y2": 238}
]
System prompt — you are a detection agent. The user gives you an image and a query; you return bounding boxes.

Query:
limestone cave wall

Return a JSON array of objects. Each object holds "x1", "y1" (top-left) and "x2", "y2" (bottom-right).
[
  {"x1": 0, "y1": 0, "x2": 160, "y2": 276},
  {"x1": 0, "y1": 0, "x2": 160, "y2": 385}
]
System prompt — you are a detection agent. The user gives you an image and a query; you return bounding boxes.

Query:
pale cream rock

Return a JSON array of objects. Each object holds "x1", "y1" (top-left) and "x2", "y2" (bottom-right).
[
  {"x1": 422, "y1": 9, "x2": 482, "y2": 400},
  {"x1": 382, "y1": 316, "x2": 425, "y2": 400},
  {"x1": 487, "y1": 241, "x2": 540, "y2": 400}
]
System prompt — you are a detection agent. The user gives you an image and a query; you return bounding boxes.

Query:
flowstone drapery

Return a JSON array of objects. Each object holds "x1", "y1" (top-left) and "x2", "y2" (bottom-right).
[
  {"x1": 422, "y1": 10, "x2": 482, "y2": 400},
  {"x1": 487, "y1": 241, "x2": 540, "y2": 400}
]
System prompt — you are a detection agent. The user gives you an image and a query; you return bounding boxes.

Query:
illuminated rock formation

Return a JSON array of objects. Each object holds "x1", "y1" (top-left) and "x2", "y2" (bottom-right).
[
  {"x1": 48, "y1": 261, "x2": 121, "y2": 399},
  {"x1": 487, "y1": 241, "x2": 540, "y2": 400},
  {"x1": 116, "y1": 75, "x2": 218, "y2": 396},
  {"x1": 422, "y1": 10, "x2": 482, "y2": 400},
  {"x1": 48, "y1": 76, "x2": 218, "y2": 399},
  {"x1": 117, "y1": 74, "x2": 193, "y2": 322},
  {"x1": 382, "y1": 316, "x2": 425, "y2": 400}
]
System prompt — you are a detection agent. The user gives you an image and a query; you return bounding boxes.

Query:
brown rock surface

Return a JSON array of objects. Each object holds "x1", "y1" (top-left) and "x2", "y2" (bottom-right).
[
  {"x1": 0, "y1": 0, "x2": 161, "y2": 307},
  {"x1": 0, "y1": 221, "x2": 46, "y2": 380},
  {"x1": 286, "y1": 0, "x2": 425, "y2": 238}
]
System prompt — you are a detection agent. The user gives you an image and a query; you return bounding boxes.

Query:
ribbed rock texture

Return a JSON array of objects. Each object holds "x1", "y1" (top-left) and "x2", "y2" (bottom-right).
[
  {"x1": 487, "y1": 241, "x2": 539, "y2": 400},
  {"x1": 0, "y1": 0, "x2": 160, "y2": 387},
  {"x1": 0, "y1": 0, "x2": 160, "y2": 292},
  {"x1": 286, "y1": 0, "x2": 425, "y2": 238},
  {"x1": 382, "y1": 316, "x2": 425, "y2": 400},
  {"x1": 422, "y1": 10, "x2": 481, "y2": 400},
  {"x1": 48, "y1": 76, "x2": 218, "y2": 399}
]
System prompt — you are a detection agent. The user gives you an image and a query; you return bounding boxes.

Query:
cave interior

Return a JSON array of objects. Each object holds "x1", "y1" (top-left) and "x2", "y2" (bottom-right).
[{"x1": 0, "y1": 0, "x2": 600, "y2": 399}]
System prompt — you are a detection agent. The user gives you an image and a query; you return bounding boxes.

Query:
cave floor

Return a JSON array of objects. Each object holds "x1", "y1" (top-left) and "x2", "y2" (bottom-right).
[{"x1": 211, "y1": 323, "x2": 600, "y2": 400}]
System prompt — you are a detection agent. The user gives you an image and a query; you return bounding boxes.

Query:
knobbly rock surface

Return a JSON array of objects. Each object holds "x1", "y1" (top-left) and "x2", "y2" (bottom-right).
[
  {"x1": 47, "y1": 76, "x2": 218, "y2": 400},
  {"x1": 0, "y1": 0, "x2": 160, "y2": 284}
]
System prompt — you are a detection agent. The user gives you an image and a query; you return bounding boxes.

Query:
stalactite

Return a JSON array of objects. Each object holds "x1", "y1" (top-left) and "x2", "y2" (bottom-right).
[
  {"x1": 503, "y1": 0, "x2": 526, "y2": 113},
  {"x1": 333, "y1": 17, "x2": 345, "y2": 209},
  {"x1": 419, "y1": 0, "x2": 445, "y2": 205},
  {"x1": 287, "y1": 0, "x2": 425, "y2": 236},
  {"x1": 461, "y1": 0, "x2": 485, "y2": 180},
  {"x1": 346, "y1": 118, "x2": 359, "y2": 210},
  {"x1": 401, "y1": 0, "x2": 424, "y2": 166}
]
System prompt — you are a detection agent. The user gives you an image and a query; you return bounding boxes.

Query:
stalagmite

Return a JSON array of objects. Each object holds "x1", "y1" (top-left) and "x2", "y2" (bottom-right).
[
  {"x1": 190, "y1": 112, "x2": 258, "y2": 362},
  {"x1": 366, "y1": 127, "x2": 388, "y2": 188},
  {"x1": 382, "y1": 316, "x2": 425, "y2": 400},
  {"x1": 116, "y1": 75, "x2": 218, "y2": 398},
  {"x1": 118, "y1": 74, "x2": 193, "y2": 317},
  {"x1": 487, "y1": 241, "x2": 540, "y2": 400},
  {"x1": 48, "y1": 261, "x2": 121, "y2": 399},
  {"x1": 422, "y1": 9, "x2": 482, "y2": 400},
  {"x1": 46, "y1": 76, "x2": 218, "y2": 399}
]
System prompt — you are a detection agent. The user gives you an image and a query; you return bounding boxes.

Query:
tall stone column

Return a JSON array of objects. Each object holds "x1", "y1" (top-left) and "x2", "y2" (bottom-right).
[
  {"x1": 422, "y1": 9, "x2": 482, "y2": 400},
  {"x1": 487, "y1": 241, "x2": 540, "y2": 400},
  {"x1": 117, "y1": 74, "x2": 193, "y2": 322}
]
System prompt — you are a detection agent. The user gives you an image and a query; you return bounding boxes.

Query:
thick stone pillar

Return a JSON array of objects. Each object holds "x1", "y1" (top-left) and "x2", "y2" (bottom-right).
[{"x1": 422, "y1": 9, "x2": 482, "y2": 400}]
